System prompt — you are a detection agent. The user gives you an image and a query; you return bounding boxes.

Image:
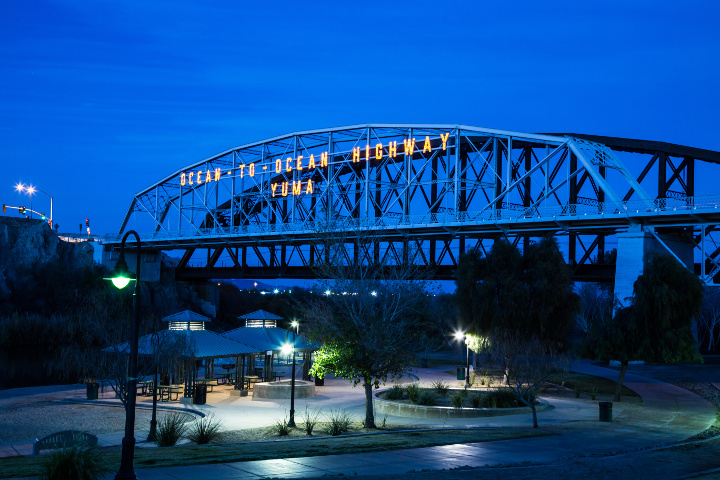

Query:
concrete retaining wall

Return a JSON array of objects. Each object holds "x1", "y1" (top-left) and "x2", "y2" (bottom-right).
[{"x1": 252, "y1": 380, "x2": 315, "y2": 400}]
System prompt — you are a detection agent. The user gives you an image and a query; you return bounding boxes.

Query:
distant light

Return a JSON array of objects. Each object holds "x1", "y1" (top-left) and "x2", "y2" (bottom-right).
[
  {"x1": 274, "y1": 289, "x2": 279, "y2": 294},
  {"x1": 371, "y1": 291, "x2": 377, "y2": 297},
  {"x1": 289, "y1": 289, "x2": 292, "y2": 294},
  {"x1": 325, "y1": 290, "x2": 331, "y2": 296},
  {"x1": 26, "y1": 185, "x2": 36, "y2": 195},
  {"x1": 291, "y1": 320, "x2": 299, "y2": 328},
  {"x1": 454, "y1": 330, "x2": 466, "y2": 342},
  {"x1": 14, "y1": 182, "x2": 25, "y2": 193}
]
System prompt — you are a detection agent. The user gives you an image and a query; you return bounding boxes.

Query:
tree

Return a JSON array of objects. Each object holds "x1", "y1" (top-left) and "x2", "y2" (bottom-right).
[
  {"x1": 585, "y1": 252, "x2": 703, "y2": 401},
  {"x1": 455, "y1": 237, "x2": 579, "y2": 347},
  {"x1": 575, "y1": 282, "x2": 614, "y2": 335},
  {"x1": 302, "y1": 230, "x2": 437, "y2": 428},
  {"x1": 491, "y1": 335, "x2": 569, "y2": 428},
  {"x1": 698, "y1": 287, "x2": 720, "y2": 352}
]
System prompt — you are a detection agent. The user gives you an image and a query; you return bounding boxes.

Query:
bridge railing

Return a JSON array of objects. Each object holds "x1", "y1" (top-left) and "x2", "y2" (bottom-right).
[{"x1": 103, "y1": 195, "x2": 720, "y2": 243}]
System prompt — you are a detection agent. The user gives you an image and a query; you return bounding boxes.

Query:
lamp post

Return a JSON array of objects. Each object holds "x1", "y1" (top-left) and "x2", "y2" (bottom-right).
[
  {"x1": 283, "y1": 324, "x2": 298, "y2": 428},
  {"x1": 15, "y1": 183, "x2": 53, "y2": 224},
  {"x1": 104, "y1": 230, "x2": 141, "y2": 480},
  {"x1": 454, "y1": 331, "x2": 470, "y2": 388}
]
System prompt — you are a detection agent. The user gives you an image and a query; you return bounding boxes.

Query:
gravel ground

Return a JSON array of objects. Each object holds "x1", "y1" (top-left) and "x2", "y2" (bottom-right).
[{"x1": 0, "y1": 403, "x2": 193, "y2": 445}]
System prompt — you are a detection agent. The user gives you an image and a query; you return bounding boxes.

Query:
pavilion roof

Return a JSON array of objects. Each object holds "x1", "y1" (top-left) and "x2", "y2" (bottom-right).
[
  {"x1": 104, "y1": 329, "x2": 259, "y2": 359},
  {"x1": 237, "y1": 309, "x2": 283, "y2": 321},
  {"x1": 222, "y1": 327, "x2": 315, "y2": 352},
  {"x1": 162, "y1": 310, "x2": 212, "y2": 323}
]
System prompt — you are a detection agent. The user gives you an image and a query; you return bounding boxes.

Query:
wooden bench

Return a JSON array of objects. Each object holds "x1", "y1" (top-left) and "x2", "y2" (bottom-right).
[{"x1": 33, "y1": 430, "x2": 98, "y2": 456}]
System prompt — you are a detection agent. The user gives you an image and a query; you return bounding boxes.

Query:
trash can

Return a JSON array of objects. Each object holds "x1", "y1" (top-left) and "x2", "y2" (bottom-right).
[
  {"x1": 86, "y1": 382, "x2": 99, "y2": 400},
  {"x1": 599, "y1": 401, "x2": 612, "y2": 422},
  {"x1": 193, "y1": 384, "x2": 207, "y2": 405},
  {"x1": 314, "y1": 376, "x2": 324, "y2": 386},
  {"x1": 457, "y1": 367, "x2": 465, "y2": 381}
]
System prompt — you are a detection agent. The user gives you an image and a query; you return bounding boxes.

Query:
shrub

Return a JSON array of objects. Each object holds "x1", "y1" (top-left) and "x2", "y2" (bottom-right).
[
  {"x1": 480, "y1": 389, "x2": 517, "y2": 409},
  {"x1": 186, "y1": 414, "x2": 223, "y2": 444},
  {"x1": 469, "y1": 372, "x2": 477, "y2": 387},
  {"x1": 590, "y1": 386, "x2": 598, "y2": 401},
  {"x1": 417, "y1": 389, "x2": 438, "y2": 406},
  {"x1": 432, "y1": 380, "x2": 450, "y2": 395},
  {"x1": 574, "y1": 385, "x2": 582, "y2": 398},
  {"x1": 469, "y1": 393, "x2": 482, "y2": 408},
  {"x1": 272, "y1": 417, "x2": 291, "y2": 436},
  {"x1": 406, "y1": 383, "x2": 420, "y2": 403},
  {"x1": 386, "y1": 385, "x2": 404, "y2": 401},
  {"x1": 155, "y1": 412, "x2": 188, "y2": 447},
  {"x1": 480, "y1": 376, "x2": 487, "y2": 386},
  {"x1": 303, "y1": 406, "x2": 322, "y2": 435},
  {"x1": 40, "y1": 446, "x2": 110, "y2": 480},
  {"x1": 326, "y1": 408, "x2": 352, "y2": 436},
  {"x1": 450, "y1": 390, "x2": 466, "y2": 408}
]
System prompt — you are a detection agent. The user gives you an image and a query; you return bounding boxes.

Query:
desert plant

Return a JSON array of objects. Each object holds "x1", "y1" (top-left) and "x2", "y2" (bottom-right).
[
  {"x1": 574, "y1": 385, "x2": 582, "y2": 398},
  {"x1": 417, "y1": 389, "x2": 438, "y2": 406},
  {"x1": 450, "y1": 390, "x2": 466, "y2": 408},
  {"x1": 380, "y1": 414, "x2": 387, "y2": 428},
  {"x1": 432, "y1": 380, "x2": 450, "y2": 395},
  {"x1": 303, "y1": 406, "x2": 322, "y2": 435},
  {"x1": 40, "y1": 446, "x2": 111, "y2": 480},
  {"x1": 272, "y1": 417, "x2": 292, "y2": 436},
  {"x1": 406, "y1": 383, "x2": 420, "y2": 403},
  {"x1": 155, "y1": 412, "x2": 188, "y2": 447},
  {"x1": 186, "y1": 414, "x2": 223, "y2": 444},
  {"x1": 326, "y1": 408, "x2": 352, "y2": 436},
  {"x1": 480, "y1": 376, "x2": 487, "y2": 386},
  {"x1": 470, "y1": 393, "x2": 482, "y2": 408},
  {"x1": 590, "y1": 386, "x2": 598, "y2": 401},
  {"x1": 469, "y1": 372, "x2": 477, "y2": 387},
  {"x1": 386, "y1": 385, "x2": 404, "y2": 401}
]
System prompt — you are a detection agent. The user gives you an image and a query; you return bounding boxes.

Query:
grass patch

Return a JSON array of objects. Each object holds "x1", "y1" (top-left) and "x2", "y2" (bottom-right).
[
  {"x1": 0, "y1": 428, "x2": 552, "y2": 478},
  {"x1": 546, "y1": 372, "x2": 639, "y2": 397}
]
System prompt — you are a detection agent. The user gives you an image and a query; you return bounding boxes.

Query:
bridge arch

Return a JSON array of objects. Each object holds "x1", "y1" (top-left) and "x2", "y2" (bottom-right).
[{"x1": 109, "y1": 124, "x2": 720, "y2": 293}]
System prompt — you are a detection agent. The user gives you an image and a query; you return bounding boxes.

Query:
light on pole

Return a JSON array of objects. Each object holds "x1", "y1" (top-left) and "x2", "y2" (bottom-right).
[
  {"x1": 282, "y1": 324, "x2": 298, "y2": 428},
  {"x1": 454, "y1": 330, "x2": 470, "y2": 388},
  {"x1": 15, "y1": 183, "x2": 53, "y2": 225},
  {"x1": 104, "y1": 231, "x2": 141, "y2": 480}
]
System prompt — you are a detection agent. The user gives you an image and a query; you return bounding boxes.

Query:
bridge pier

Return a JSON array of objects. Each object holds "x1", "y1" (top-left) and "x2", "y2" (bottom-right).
[{"x1": 613, "y1": 225, "x2": 694, "y2": 308}]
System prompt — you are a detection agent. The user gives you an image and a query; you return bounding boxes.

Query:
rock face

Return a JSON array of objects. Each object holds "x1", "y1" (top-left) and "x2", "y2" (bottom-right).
[{"x1": 0, "y1": 217, "x2": 93, "y2": 304}]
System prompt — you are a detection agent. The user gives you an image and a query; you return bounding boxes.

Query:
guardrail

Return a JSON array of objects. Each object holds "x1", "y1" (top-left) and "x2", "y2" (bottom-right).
[{"x1": 102, "y1": 195, "x2": 720, "y2": 243}]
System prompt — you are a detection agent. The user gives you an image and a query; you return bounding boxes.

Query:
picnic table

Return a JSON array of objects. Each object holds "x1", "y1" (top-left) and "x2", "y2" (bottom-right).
[
  {"x1": 139, "y1": 380, "x2": 154, "y2": 396},
  {"x1": 195, "y1": 378, "x2": 218, "y2": 392},
  {"x1": 272, "y1": 371, "x2": 284, "y2": 381},
  {"x1": 158, "y1": 385, "x2": 181, "y2": 402},
  {"x1": 243, "y1": 376, "x2": 261, "y2": 389},
  {"x1": 217, "y1": 372, "x2": 235, "y2": 384}
]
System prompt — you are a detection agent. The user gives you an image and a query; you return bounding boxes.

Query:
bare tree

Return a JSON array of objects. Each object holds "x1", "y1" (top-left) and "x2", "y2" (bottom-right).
[
  {"x1": 699, "y1": 287, "x2": 720, "y2": 352},
  {"x1": 302, "y1": 220, "x2": 438, "y2": 428},
  {"x1": 576, "y1": 282, "x2": 614, "y2": 335},
  {"x1": 491, "y1": 335, "x2": 570, "y2": 428}
]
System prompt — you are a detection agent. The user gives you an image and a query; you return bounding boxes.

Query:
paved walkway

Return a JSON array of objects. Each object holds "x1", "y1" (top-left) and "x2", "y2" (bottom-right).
[{"x1": 3, "y1": 361, "x2": 717, "y2": 479}]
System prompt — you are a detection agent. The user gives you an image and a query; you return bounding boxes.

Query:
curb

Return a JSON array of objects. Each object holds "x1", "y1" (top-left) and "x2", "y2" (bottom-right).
[{"x1": 60, "y1": 398, "x2": 206, "y2": 417}]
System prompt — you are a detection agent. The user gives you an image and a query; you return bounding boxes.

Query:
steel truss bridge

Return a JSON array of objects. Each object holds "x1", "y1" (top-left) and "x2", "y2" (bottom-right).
[{"x1": 107, "y1": 124, "x2": 720, "y2": 284}]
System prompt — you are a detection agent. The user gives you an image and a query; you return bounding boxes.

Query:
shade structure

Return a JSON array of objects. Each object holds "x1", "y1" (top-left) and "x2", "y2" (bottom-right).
[
  {"x1": 237, "y1": 309, "x2": 283, "y2": 327},
  {"x1": 222, "y1": 326, "x2": 315, "y2": 352},
  {"x1": 106, "y1": 329, "x2": 259, "y2": 359},
  {"x1": 162, "y1": 310, "x2": 212, "y2": 331}
]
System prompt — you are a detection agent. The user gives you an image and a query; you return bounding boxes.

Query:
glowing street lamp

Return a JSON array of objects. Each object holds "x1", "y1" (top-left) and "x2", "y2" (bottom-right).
[
  {"x1": 104, "y1": 231, "x2": 142, "y2": 480},
  {"x1": 285, "y1": 325, "x2": 298, "y2": 427},
  {"x1": 15, "y1": 182, "x2": 53, "y2": 225},
  {"x1": 454, "y1": 330, "x2": 470, "y2": 388}
]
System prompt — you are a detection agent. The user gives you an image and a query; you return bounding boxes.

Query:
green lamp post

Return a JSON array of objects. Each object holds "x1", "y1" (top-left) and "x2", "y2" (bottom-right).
[{"x1": 104, "y1": 230, "x2": 141, "y2": 480}]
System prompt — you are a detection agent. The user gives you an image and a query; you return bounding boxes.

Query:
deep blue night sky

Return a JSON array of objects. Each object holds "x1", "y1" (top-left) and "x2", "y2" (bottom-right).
[{"x1": 1, "y1": 1, "x2": 719, "y2": 236}]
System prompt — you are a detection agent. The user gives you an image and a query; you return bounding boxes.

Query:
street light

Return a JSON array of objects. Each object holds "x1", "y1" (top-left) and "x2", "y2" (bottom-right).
[
  {"x1": 15, "y1": 183, "x2": 53, "y2": 225},
  {"x1": 104, "y1": 231, "x2": 141, "y2": 480},
  {"x1": 282, "y1": 324, "x2": 298, "y2": 427},
  {"x1": 454, "y1": 330, "x2": 470, "y2": 388}
]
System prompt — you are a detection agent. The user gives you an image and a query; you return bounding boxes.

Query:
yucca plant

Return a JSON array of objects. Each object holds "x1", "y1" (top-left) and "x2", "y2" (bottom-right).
[
  {"x1": 187, "y1": 414, "x2": 223, "y2": 444},
  {"x1": 40, "y1": 446, "x2": 110, "y2": 480}
]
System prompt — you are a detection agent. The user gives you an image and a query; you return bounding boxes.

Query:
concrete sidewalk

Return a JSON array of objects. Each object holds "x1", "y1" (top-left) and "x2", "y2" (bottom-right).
[{"x1": 123, "y1": 362, "x2": 717, "y2": 479}]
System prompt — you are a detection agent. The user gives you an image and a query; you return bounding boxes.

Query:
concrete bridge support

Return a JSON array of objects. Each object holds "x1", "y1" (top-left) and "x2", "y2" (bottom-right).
[{"x1": 613, "y1": 225, "x2": 694, "y2": 308}]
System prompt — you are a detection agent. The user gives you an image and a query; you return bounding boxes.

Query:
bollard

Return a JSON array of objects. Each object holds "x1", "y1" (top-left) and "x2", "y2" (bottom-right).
[{"x1": 599, "y1": 401, "x2": 613, "y2": 422}]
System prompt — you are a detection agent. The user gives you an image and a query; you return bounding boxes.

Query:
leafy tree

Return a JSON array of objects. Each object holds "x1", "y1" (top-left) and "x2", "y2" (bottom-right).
[
  {"x1": 302, "y1": 232, "x2": 437, "y2": 428},
  {"x1": 455, "y1": 237, "x2": 580, "y2": 346},
  {"x1": 585, "y1": 252, "x2": 703, "y2": 400}
]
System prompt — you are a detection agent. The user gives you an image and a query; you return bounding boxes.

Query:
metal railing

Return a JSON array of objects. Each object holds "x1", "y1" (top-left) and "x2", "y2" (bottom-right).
[{"x1": 102, "y1": 195, "x2": 720, "y2": 243}]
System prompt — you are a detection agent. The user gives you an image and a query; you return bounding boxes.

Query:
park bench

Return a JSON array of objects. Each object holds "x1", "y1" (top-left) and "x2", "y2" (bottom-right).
[{"x1": 33, "y1": 430, "x2": 98, "y2": 456}]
